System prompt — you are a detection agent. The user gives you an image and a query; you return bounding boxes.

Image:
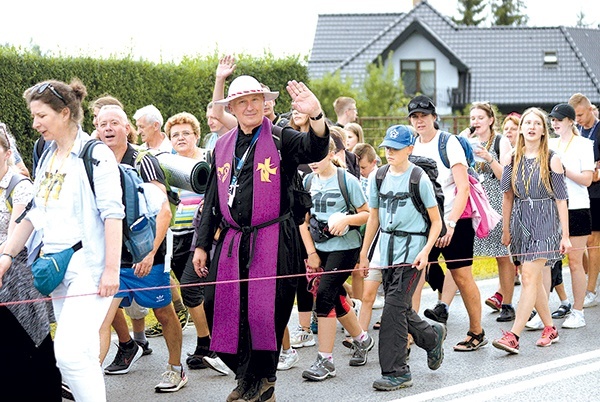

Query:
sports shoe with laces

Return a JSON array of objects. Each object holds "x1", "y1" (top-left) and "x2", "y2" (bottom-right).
[
  {"x1": 492, "y1": 330, "x2": 519, "y2": 354},
  {"x1": 177, "y1": 308, "x2": 190, "y2": 331},
  {"x1": 236, "y1": 377, "x2": 276, "y2": 402},
  {"x1": 203, "y1": 352, "x2": 232, "y2": 375},
  {"x1": 154, "y1": 364, "x2": 188, "y2": 393},
  {"x1": 349, "y1": 333, "x2": 374, "y2": 366},
  {"x1": 104, "y1": 341, "x2": 143, "y2": 375},
  {"x1": 485, "y1": 292, "x2": 503, "y2": 312},
  {"x1": 277, "y1": 349, "x2": 300, "y2": 371},
  {"x1": 427, "y1": 322, "x2": 446, "y2": 370},
  {"x1": 496, "y1": 305, "x2": 516, "y2": 322},
  {"x1": 135, "y1": 339, "x2": 153, "y2": 356},
  {"x1": 525, "y1": 310, "x2": 543, "y2": 330},
  {"x1": 424, "y1": 303, "x2": 448, "y2": 324},
  {"x1": 310, "y1": 311, "x2": 318, "y2": 334},
  {"x1": 302, "y1": 354, "x2": 336, "y2": 381},
  {"x1": 583, "y1": 291, "x2": 598, "y2": 308},
  {"x1": 562, "y1": 310, "x2": 585, "y2": 329},
  {"x1": 551, "y1": 303, "x2": 572, "y2": 319},
  {"x1": 290, "y1": 326, "x2": 316, "y2": 348},
  {"x1": 372, "y1": 373, "x2": 413, "y2": 391},
  {"x1": 145, "y1": 321, "x2": 163, "y2": 338},
  {"x1": 226, "y1": 377, "x2": 255, "y2": 402},
  {"x1": 186, "y1": 349, "x2": 208, "y2": 370},
  {"x1": 536, "y1": 326, "x2": 559, "y2": 347}
]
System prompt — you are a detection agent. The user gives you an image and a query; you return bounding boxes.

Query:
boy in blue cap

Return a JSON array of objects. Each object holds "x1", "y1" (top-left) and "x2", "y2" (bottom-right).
[{"x1": 358, "y1": 124, "x2": 446, "y2": 391}]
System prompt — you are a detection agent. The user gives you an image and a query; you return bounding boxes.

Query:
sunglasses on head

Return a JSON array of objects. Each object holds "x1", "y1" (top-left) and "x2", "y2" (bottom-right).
[
  {"x1": 0, "y1": 123, "x2": 11, "y2": 149},
  {"x1": 32, "y1": 82, "x2": 66, "y2": 104},
  {"x1": 408, "y1": 101, "x2": 432, "y2": 110}
]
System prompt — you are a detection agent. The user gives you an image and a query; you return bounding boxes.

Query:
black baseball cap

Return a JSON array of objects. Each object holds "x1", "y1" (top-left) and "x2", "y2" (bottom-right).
[
  {"x1": 549, "y1": 103, "x2": 575, "y2": 121},
  {"x1": 408, "y1": 95, "x2": 436, "y2": 117}
]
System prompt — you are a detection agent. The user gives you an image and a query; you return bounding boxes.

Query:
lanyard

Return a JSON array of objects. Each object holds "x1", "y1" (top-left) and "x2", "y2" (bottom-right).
[
  {"x1": 580, "y1": 120, "x2": 599, "y2": 140},
  {"x1": 228, "y1": 127, "x2": 261, "y2": 206}
]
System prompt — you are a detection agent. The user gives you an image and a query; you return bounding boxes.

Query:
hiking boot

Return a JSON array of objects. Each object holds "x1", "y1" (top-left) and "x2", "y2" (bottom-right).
[
  {"x1": 104, "y1": 341, "x2": 143, "y2": 375},
  {"x1": 372, "y1": 373, "x2": 413, "y2": 391},
  {"x1": 349, "y1": 333, "x2": 375, "y2": 366},
  {"x1": 485, "y1": 292, "x2": 503, "y2": 312},
  {"x1": 203, "y1": 352, "x2": 232, "y2": 375},
  {"x1": 551, "y1": 303, "x2": 572, "y2": 319},
  {"x1": 492, "y1": 330, "x2": 519, "y2": 354},
  {"x1": 154, "y1": 365, "x2": 188, "y2": 393},
  {"x1": 177, "y1": 309, "x2": 190, "y2": 331},
  {"x1": 145, "y1": 321, "x2": 163, "y2": 338},
  {"x1": 496, "y1": 305, "x2": 516, "y2": 322},
  {"x1": 562, "y1": 310, "x2": 585, "y2": 329},
  {"x1": 277, "y1": 349, "x2": 300, "y2": 371},
  {"x1": 234, "y1": 378, "x2": 276, "y2": 402},
  {"x1": 135, "y1": 339, "x2": 153, "y2": 356},
  {"x1": 290, "y1": 326, "x2": 316, "y2": 348},
  {"x1": 536, "y1": 326, "x2": 559, "y2": 347},
  {"x1": 302, "y1": 355, "x2": 336, "y2": 381},
  {"x1": 226, "y1": 377, "x2": 255, "y2": 402},
  {"x1": 424, "y1": 303, "x2": 448, "y2": 324},
  {"x1": 525, "y1": 311, "x2": 543, "y2": 330},
  {"x1": 427, "y1": 322, "x2": 446, "y2": 370}
]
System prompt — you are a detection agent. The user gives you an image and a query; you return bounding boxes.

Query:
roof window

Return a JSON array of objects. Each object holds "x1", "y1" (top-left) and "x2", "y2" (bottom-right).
[{"x1": 544, "y1": 51, "x2": 558, "y2": 66}]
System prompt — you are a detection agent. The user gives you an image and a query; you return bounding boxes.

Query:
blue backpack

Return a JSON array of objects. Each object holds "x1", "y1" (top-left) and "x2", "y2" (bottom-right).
[
  {"x1": 438, "y1": 131, "x2": 478, "y2": 178},
  {"x1": 79, "y1": 140, "x2": 157, "y2": 263}
]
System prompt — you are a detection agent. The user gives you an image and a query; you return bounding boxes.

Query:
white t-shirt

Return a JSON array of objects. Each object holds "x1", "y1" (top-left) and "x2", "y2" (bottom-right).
[
  {"x1": 412, "y1": 131, "x2": 468, "y2": 219},
  {"x1": 549, "y1": 135, "x2": 595, "y2": 210}
]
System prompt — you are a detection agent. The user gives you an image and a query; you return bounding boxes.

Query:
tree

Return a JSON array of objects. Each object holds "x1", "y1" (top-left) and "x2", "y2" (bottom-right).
[
  {"x1": 576, "y1": 10, "x2": 589, "y2": 27},
  {"x1": 358, "y1": 55, "x2": 408, "y2": 117},
  {"x1": 491, "y1": 0, "x2": 529, "y2": 26},
  {"x1": 308, "y1": 71, "x2": 356, "y2": 122},
  {"x1": 452, "y1": 0, "x2": 487, "y2": 26}
]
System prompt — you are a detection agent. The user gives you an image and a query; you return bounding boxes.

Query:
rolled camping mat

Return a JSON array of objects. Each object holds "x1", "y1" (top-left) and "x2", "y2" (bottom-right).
[{"x1": 155, "y1": 152, "x2": 211, "y2": 194}]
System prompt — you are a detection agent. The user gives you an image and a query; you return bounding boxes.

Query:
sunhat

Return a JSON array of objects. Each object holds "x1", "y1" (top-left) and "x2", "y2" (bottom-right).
[{"x1": 215, "y1": 75, "x2": 279, "y2": 105}]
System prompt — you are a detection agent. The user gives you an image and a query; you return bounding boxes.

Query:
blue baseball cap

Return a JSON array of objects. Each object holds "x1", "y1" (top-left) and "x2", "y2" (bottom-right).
[{"x1": 379, "y1": 125, "x2": 415, "y2": 150}]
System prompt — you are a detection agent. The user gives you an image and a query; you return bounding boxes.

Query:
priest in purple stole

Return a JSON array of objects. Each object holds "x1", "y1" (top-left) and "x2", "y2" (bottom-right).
[{"x1": 193, "y1": 75, "x2": 329, "y2": 401}]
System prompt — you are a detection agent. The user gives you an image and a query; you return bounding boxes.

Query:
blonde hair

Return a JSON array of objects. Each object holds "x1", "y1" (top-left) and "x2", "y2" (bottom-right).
[
  {"x1": 164, "y1": 112, "x2": 201, "y2": 139},
  {"x1": 344, "y1": 122, "x2": 364, "y2": 144},
  {"x1": 568, "y1": 93, "x2": 591, "y2": 109},
  {"x1": 511, "y1": 107, "x2": 553, "y2": 197}
]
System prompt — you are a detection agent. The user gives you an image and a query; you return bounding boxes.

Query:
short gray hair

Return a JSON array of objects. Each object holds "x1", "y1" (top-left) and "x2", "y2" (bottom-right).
[{"x1": 133, "y1": 104, "x2": 163, "y2": 127}]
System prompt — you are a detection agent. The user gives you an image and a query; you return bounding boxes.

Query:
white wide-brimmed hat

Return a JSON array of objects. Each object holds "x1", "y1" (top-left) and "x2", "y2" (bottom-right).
[{"x1": 215, "y1": 75, "x2": 279, "y2": 105}]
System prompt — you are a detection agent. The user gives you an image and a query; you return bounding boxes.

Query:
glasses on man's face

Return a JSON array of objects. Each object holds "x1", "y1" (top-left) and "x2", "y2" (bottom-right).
[
  {"x1": 171, "y1": 131, "x2": 195, "y2": 140},
  {"x1": 408, "y1": 101, "x2": 432, "y2": 110},
  {"x1": 32, "y1": 82, "x2": 66, "y2": 104}
]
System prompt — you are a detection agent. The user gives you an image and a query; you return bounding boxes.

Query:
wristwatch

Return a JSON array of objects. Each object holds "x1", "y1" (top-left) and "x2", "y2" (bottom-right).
[
  {"x1": 310, "y1": 111, "x2": 324, "y2": 121},
  {"x1": 446, "y1": 220, "x2": 457, "y2": 229}
]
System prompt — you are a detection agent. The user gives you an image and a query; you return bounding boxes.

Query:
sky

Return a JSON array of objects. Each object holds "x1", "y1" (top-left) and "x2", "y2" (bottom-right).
[{"x1": 1, "y1": 0, "x2": 597, "y2": 63}]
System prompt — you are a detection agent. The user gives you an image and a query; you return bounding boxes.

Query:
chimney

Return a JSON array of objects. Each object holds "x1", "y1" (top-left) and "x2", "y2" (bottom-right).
[{"x1": 413, "y1": 0, "x2": 422, "y2": 7}]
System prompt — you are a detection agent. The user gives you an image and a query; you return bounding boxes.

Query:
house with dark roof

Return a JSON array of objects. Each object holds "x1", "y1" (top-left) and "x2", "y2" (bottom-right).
[{"x1": 308, "y1": 0, "x2": 600, "y2": 115}]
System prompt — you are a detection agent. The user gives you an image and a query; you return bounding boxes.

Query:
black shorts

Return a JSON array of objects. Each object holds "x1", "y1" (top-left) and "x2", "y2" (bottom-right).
[
  {"x1": 569, "y1": 209, "x2": 592, "y2": 237},
  {"x1": 589, "y1": 198, "x2": 600, "y2": 232},
  {"x1": 428, "y1": 218, "x2": 474, "y2": 270},
  {"x1": 550, "y1": 259, "x2": 563, "y2": 292}
]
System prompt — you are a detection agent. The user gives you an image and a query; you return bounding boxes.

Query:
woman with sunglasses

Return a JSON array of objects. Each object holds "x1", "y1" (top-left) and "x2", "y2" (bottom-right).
[{"x1": 0, "y1": 79, "x2": 124, "y2": 401}]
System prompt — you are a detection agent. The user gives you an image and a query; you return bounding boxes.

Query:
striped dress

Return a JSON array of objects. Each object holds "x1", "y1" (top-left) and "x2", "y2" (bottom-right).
[{"x1": 500, "y1": 152, "x2": 568, "y2": 264}]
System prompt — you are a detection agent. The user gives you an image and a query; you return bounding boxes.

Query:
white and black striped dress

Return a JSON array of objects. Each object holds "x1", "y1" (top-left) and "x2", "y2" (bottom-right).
[{"x1": 501, "y1": 153, "x2": 568, "y2": 264}]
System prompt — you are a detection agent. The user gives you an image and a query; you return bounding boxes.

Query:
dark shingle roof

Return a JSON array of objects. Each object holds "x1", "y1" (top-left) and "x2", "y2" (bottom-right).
[{"x1": 308, "y1": 0, "x2": 600, "y2": 106}]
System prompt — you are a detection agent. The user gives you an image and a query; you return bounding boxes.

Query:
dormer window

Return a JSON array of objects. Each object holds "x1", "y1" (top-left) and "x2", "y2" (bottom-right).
[{"x1": 544, "y1": 51, "x2": 558, "y2": 66}]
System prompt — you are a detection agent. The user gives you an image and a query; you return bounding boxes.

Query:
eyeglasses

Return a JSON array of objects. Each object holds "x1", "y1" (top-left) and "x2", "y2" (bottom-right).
[
  {"x1": 408, "y1": 101, "x2": 432, "y2": 110},
  {"x1": 171, "y1": 131, "x2": 195, "y2": 139},
  {"x1": 32, "y1": 82, "x2": 66, "y2": 104}
]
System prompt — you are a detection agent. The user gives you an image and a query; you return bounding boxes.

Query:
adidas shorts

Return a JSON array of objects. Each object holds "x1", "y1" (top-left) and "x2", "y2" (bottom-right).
[{"x1": 117, "y1": 264, "x2": 172, "y2": 309}]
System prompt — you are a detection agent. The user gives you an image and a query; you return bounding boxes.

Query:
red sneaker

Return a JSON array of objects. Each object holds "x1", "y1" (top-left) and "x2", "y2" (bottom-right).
[
  {"x1": 485, "y1": 292, "x2": 503, "y2": 312},
  {"x1": 492, "y1": 330, "x2": 519, "y2": 354},
  {"x1": 536, "y1": 326, "x2": 559, "y2": 347}
]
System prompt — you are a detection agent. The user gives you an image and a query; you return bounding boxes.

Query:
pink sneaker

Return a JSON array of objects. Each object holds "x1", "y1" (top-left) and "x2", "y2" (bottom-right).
[
  {"x1": 485, "y1": 292, "x2": 503, "y2": 312},
  {"x1": 492, "y1": 330, "x2": 519, "y2": 354},
  {"x1": 536, "y1": 326, "x2": 559, "y2": 347}
]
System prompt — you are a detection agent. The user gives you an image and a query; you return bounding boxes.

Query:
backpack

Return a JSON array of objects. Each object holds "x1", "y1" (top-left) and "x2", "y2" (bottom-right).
[
  {"x1": 80, "y1": 140, "x2": 162, "y2": 263},
  {"x1": 375, "y1": 155, "x2": 447, "y2": 238},
  {"x1": 438, "y1": 131, "x2": 479, "y2": 179},
  {"x1": 5, "y1": 173, "x2": 32, "y2": 212}
]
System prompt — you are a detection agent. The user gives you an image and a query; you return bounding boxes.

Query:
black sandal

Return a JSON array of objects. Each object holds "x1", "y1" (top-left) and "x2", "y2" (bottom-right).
[
  {"x1": 372, "y1": 321, "x2": 381, "y2": 330},
  {"x1": 453, "y1": 330, "x2": 488, "y2": 352}
]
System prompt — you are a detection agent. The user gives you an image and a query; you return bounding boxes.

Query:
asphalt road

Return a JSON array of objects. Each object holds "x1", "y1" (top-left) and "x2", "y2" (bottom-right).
[{"x1": 97, "y1": 267, "x2": 600, "y2": 402}]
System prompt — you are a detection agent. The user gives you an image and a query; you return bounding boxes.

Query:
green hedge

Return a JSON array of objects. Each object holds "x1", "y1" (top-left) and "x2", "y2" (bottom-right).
[{"x1": 0, "y1": 47, "x2": 308, "y2": 170}]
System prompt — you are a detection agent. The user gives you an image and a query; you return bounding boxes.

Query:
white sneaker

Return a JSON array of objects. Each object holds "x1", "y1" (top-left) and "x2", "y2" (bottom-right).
[
  {"x1": 202, "y1": 354, "x2": 232, "y2": 375},
  {"x1": 154, "y1": 365, "x2": 188, "y2": 393},
  {"x1": 562, "y1": 310, "x2": 586, "y2": 329},
  {"x1": 290, "y1": 326, "x2": 316, "y2": 348},
  {"x1": 525, "y1": 311, "x2": 543, "y2": 330},
  {"x1": 583, "y1": 291, "x2": 598, "y2": 308},
  {"x1": 372, "y1": 295, "x2": 385, "y2": 310},
  {"x1": 277, "y1": 349, "x2": 299, "y2": 370}
]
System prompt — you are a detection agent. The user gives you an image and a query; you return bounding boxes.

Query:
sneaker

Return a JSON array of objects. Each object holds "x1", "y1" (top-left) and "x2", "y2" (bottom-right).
[
  {"x1": 485, "y1": 292, "x2": 503, "y2": 312},
  {"x1": 342, "y1": 337, "x2": 354, "y2": 349},
  {"x1": 186, "y1": 352, "x2": 208, "y2": 370},
  {"x1": 536, "y1": 326, "x2": 559, "y2": 347},
  {"x1": 427, "y1": 322, "x2": 446, "y2": 370},
  {"x1": 203, "y1": 352, "x2": 232, "y2": 375},
  {"x1": 310, "y1": 311, "x2": 318, "y2": 334},
  {"x1": 154, "y1": 365, "x2": 188, "y2": 393},
  {"x1": 424, "y1": 303, "x2": 448, "y2": 324},
  {"x1": 290, "y1": 326, "x2": 316, "y2": 348},
  {"x1": 562, "y1": 310, "x2": 586, "y2": 329},
  {"x1": 514, "y1": 272, "x2": 521, "y2": 286},
  {"x1": 302, "y1": 354, "x2": 336, "y2": 381},
  {"x1": 177, "y1": 309, "x2": 190, "y2": 331},
  {"x1": 492, "y1": 330, "x2": 520, "y2": 354},
  {"x1": 135, "y1": 339, "x2": 153, "y2": 356},
  {"x1": 104, "y1": 341, "x2": 143, "y2": 375},
  {"x1": 525, "y1": 311, "x2": 543, "y2": 330},
  {"x1": 349, "y1": 333, "x2": 375, "y2": 366},
  {"x1": 237, "y1": 378, "x2": 276, "y2": 402},
  {"x1": 496, "y1": 305, "x2": 516, "y2": 322},
  {"x1": 373, "y1": 373, "x2": 413, "y2": 391},
  {"x1": 373, "y1": 295, "x2": 385, "y2": 309},
  {"x1": 583, "y1": 291, "x2": 598, "y2": 308},
  {"x1": 277, "y1": 349, "x2": 300, "y2": 370},
  {"x1": 61, "y1": 382, "x2": 74, "y2": 401},
  {"x1": 551, "y1": 303, "x2": 572, "y2": 319},
  {"x1": 145, "y1": 321, "x2": 163, "y2": 338}
]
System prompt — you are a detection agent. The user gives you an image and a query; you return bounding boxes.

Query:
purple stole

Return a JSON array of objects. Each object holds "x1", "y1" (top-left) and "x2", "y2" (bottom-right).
[{"x1": 211, "y1": 117, "x2": 281, "y2": 353}]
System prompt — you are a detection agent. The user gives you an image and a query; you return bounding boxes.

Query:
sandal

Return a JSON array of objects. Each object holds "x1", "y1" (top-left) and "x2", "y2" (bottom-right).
[
  {"x1": 372, "y1": 321, "x2": 381, "y2": 330},
  {"x1": 453, "y1": 330, "x2": 488, "y2": 352}
]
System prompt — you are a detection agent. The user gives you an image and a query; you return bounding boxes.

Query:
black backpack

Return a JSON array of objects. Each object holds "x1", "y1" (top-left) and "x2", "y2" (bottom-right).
[{"x1": 375, "y1": 155, "x2": 446, "y2": 238}]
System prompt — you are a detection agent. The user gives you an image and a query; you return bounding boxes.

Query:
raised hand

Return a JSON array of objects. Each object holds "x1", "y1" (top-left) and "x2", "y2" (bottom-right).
[
  {"x1": 216, "y1": 55, "x2": 236, "y2": 80},
  {"x1": 286, "y1": 80, "x2": 321, "y2": 118}
]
